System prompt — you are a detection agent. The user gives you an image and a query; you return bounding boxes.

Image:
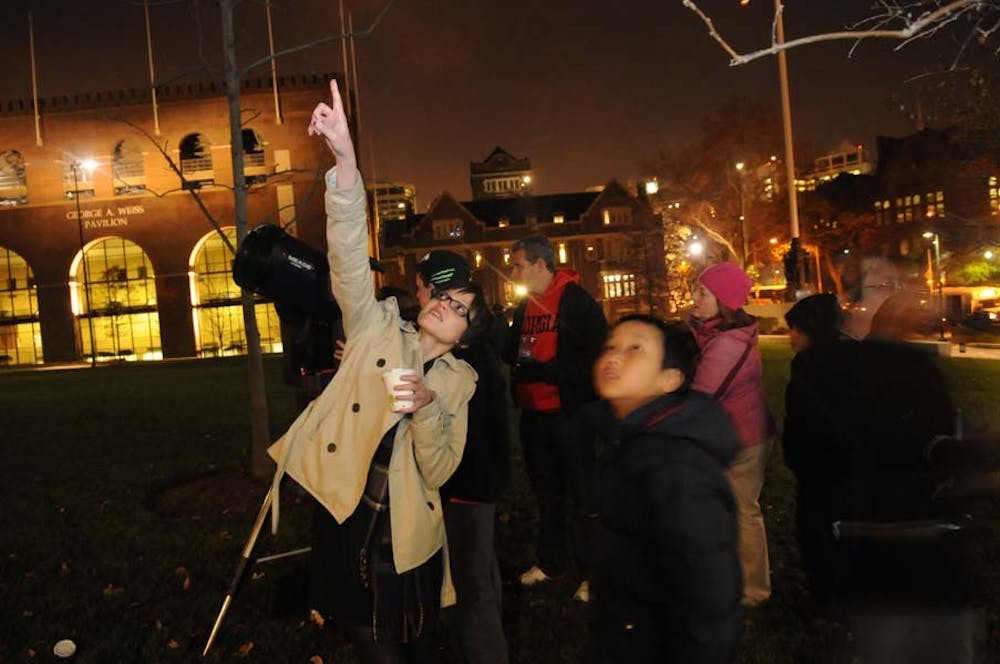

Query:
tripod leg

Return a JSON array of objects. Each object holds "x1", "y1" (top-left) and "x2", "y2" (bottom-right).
[{"x1": 202, "y1": 486, "x2": 274, "y2": 657}]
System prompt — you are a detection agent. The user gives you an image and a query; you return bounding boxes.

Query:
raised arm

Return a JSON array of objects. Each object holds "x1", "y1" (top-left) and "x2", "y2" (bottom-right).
[
  {"x1": 307, "y1": 79, "x2": 377, "y2": 335},
  {"x1": 307, "y1": 79, "x2": 357, "y2": 190}
]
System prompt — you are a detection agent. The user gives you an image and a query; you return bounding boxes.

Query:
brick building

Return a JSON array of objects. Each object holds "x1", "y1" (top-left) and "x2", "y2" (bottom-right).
[
  {"x1": 380, "y1": 177, "x2": 667, "y2": 323},
  {"x1": 0, "y1": 75, "x2": 336, "y2": 365}
]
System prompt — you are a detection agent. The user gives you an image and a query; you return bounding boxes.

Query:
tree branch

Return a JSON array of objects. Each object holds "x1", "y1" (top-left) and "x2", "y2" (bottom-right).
[
  {"x1": 682, "y1": 0, "x2": 990, "y2": 66},
  {"x1": 240, "y1": 0, "x2": 398, "y2": 75}
]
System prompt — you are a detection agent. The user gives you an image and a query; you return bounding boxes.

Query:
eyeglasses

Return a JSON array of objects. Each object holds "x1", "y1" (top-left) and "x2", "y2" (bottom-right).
[{"x1": 431, "y1": 289, "x2": 471, "y2": 321}]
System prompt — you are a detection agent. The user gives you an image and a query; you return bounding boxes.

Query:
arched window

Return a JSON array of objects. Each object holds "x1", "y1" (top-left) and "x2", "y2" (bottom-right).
[
  {"x1": 179, "y1": 132, "x2": 214, "y2": 189},
  {"x1": 113, "y1": 139, "x2": 146, "y2": 195},
  {"x1": 189, "y1": 228, "x2": 281, "y2": 356},
  {"x1": 72, "y1": 237, "x2": 161, "y2": 361},
  {"x1": 0, "y1": 150, "x2": 28, "y2": 207},
  {"x1": 0, "y1": 247, "x2": 42, "y2": 364}
]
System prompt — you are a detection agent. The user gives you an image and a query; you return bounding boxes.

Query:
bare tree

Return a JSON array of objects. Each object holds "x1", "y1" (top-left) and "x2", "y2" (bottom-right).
[{"x1": 682, "y1": 1, "x2": 1000, "y2": 67}]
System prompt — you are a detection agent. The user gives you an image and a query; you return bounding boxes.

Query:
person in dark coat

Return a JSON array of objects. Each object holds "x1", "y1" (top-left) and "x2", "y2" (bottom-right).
[
  {"x1": 583, "y1": 314, "x2": 742, "y2": 663},
  {"x1": 504, "y1": 234, "x2": 608, "y2": 600},
  {"x1": 785, "y1": 292, "x2": 977, "y2": 661},
  {"x1": 415, "y1": 250, "x2": 512, "y2": 664}
]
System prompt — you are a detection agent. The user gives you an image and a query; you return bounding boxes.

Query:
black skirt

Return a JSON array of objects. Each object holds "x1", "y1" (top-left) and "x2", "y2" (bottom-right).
[{"x1": 308, "y1": 425, "x2": 444, "y2": 643}]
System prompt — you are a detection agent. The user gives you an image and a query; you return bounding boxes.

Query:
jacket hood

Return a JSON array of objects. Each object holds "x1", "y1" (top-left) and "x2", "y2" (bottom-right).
[
  {"x1": 622, "y1": 391, "x2": 739, "y2": 467},
  {"x1": 546, "y1": 268, "x2": 580, "y2": 293},
  {"x1": 689, "y1": 312, "x2": 759, "y2": 345}
]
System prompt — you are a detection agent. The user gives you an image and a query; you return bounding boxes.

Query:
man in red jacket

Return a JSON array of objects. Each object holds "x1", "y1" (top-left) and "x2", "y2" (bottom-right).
[{"x1": 505, "y1": 234, "x2": 608, "y2": 602}]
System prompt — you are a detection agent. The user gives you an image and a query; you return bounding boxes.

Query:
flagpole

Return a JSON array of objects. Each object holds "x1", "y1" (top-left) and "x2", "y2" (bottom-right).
[
  {"x1": 143, "y1": 0, "x2": 161, "y2": 136},
  {"x1": 265, "y1": 0, "x2": 283, "y2": 125},
  {"x1": 28, "y1": 12, "x2": 43, "y2": 147},
  {"x1": 338, "y1": 0, "x2": 352, "y2": 119},
  {"x1": 349, "y1": 12, "x2": 362, "y2": 139}
]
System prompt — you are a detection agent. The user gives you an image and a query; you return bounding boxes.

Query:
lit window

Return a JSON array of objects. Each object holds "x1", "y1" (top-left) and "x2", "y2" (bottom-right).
[
  {"x1": 498, "y1": 218, "x2": 509, "y2": 228},
  {"x1": 602, "y1": 273, "x2": 636, "y2": 299},
  {"x1": 475, "y1": 251, "x2": 483, "y2": 268},
  {"x1": 503, "y1": 248, "x2": 510, "y2": 265},
  {"x1": 432, "y1": 219, "x2": 463, "y2": 239},
  {"x1": 602, "y1": 206, "x2": 631, "y2": 225},
  {"x1": 0, "y1": 149, "x2": 28, "y2": 206},
  {"x1": 558, "y1": 243, "x2": 568, "y2": 265},
  {"x1": 553, "y1": 214, "x2": 564, "y2": 224},
  {"x1": 989, "y1": 176, "x2": 999, "y2": 216}
]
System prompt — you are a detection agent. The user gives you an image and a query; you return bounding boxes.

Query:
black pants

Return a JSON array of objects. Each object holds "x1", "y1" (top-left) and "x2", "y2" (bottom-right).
[{"x1": 520, "y1": 410, "x2": 593, "y2": 578}]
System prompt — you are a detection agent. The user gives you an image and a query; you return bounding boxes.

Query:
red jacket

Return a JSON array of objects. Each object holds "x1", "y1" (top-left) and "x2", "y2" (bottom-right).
[{"x1": 688, "y1": 314, "x2": 774, "y2": 449}]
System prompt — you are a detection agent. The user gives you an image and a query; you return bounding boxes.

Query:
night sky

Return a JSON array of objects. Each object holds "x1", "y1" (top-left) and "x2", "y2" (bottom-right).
[{"x1": 0, "y1": 0, "x2": 955, "y2": 207}]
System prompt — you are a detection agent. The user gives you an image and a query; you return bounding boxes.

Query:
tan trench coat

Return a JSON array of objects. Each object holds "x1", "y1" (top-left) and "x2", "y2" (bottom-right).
[{"x1": 267, "y1": 168, "x2": 475, "y2": 605}]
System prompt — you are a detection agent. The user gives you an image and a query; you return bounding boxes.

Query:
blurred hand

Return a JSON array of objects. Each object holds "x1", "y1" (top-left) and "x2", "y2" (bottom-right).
[{"x1": 333, "y1": 338, "x2": 345, "y2": 362}]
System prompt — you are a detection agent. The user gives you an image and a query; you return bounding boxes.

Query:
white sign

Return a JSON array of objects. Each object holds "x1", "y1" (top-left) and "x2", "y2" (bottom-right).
[{"x1": 66, "y1": 204, "x2": 146, "y2": 229}]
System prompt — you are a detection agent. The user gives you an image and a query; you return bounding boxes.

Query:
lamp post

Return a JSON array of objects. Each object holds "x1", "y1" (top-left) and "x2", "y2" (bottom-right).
[
  {"x1": 735, "y1": 161, "x2": 748, "y2": 269},
  {"x1": 923, "y1": 231, "x2": 945, "y2": 341},
  {"x1": 72, "y1": 159, "x2": 98, "y2": 366}
]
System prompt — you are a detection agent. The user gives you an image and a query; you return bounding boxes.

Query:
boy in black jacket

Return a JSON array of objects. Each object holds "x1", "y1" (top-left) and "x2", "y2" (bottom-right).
[{"x1": 583, "y1": 315, "x2": 742, "y2": 663}]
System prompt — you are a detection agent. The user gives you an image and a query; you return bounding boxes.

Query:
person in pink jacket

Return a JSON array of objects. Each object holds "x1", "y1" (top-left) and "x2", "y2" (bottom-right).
[{"x1": 688, "y1": 262, "x2": 775, "y2": 606}]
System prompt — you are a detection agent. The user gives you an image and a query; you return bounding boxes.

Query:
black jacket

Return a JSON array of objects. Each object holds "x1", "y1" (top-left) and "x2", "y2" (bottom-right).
[
  {"x1": 440, "y1": 340, "x2": 511, "y2": 503},
  {"x1": 582, "y1": 392, "x2": 743, "y2": 664},
  {"x1": 783, "y1": 338, "x2": 974, "y2": 605},
  {"x1": 505, "y1": 280, "x2": 607, "y2": 415}
]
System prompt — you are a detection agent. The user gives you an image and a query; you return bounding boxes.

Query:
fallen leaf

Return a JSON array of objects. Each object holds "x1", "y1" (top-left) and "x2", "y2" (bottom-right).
[
  {"x1": 309, "y1": 609, "x2": 325, "y2": 628},
  {"x1": 167, "y1": 640, "x2": 180, "y2": 649},
  {"x1": 236, "y1": 641, "x2": 254, "y2": 657}
]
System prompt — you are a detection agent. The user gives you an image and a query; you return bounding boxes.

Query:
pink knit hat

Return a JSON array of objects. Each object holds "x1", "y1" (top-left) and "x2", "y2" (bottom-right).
[{"x1": 698, "y1": 262, "x2": 753, "y2": 310}]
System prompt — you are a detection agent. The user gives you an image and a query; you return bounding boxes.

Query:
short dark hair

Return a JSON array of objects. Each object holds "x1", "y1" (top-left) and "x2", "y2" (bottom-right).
[
  {"x1": 511, "y1": 234, "x2": 555, "y2": 272},
  {"x1": 784, "y1": 293, "x2": 843, "y2": 347},
  {"x1": 615, "y1": 314, "x2": 700, "y2": 391},
  {"x1": 452, "y1": 280, "x2": 493, "y2": 347}
]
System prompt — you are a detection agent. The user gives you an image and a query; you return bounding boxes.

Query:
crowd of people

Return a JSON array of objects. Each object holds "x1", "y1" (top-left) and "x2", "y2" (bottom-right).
[{"x1": 263, "y1": 81, "x2": 977, "y2": 663}]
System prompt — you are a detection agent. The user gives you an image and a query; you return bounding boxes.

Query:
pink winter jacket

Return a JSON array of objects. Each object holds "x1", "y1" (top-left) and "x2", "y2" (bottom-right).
[{"x1": 688, "y1": 314, "x2": 774, "y2": 449}]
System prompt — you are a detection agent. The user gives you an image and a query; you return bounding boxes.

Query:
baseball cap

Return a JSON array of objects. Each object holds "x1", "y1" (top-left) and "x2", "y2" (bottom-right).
[{"x1": 417, "y1": 250, "x2": 471, "y2": 289}]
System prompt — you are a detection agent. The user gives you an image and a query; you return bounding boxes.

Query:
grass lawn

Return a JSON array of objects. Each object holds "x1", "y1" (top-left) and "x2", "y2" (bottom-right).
[{"x1": 1, "y1": 342, "x2": 999, "y2": 662}]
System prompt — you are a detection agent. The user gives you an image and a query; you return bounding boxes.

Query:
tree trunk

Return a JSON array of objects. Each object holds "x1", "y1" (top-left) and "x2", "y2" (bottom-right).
[{"x1": 221, "y1": 0, "x2": 272, "y2": 479}]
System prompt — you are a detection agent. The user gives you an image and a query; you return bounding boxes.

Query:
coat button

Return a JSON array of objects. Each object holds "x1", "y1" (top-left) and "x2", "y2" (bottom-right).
[
  {"x1": 326, "y1": 443, "x2": 337, "y2": 453},
  {"x1": 352, "y1": 403, "x2": 360, "y2": 412},
  {"x1": 376, "y1": 358, "x2": 386, "y2": 367},
  {"x1": 427, "y1": 502, "x2": 434, "y2": 511}
]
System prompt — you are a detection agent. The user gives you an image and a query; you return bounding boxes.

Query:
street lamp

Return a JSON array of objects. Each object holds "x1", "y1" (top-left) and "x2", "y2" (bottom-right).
[
  {"x1": 735, "y1": 161, "x2": 748, "y2": 269},
  {"x1": 923, "y1": 231, "x2": 946, "y2": 341},
  {"x1": 72, "y1": 159, "x2": 99, "y2": 366}
]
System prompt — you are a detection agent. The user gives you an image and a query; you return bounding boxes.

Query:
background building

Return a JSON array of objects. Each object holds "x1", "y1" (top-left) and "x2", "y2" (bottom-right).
[
  {"x1": 0, "y1": 75, "x2": 337, "y2": 365},
  {"x1": 469, "y1": 146, "x2": 534, "y2": 200}
]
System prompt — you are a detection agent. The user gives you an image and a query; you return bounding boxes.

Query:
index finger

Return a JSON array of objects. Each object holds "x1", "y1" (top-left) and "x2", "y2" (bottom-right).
[{"x1": 329, "y1": 78, "x2": 343, "y2": 113}]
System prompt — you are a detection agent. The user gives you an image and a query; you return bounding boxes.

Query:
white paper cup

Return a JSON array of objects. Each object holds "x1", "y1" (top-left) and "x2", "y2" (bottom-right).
[
  {"x1": 53, "y1": 639, "x2": 76, "y2": 658},
  {"x1": 382, "y1": 368, "x2": 417, "y2": 412}
]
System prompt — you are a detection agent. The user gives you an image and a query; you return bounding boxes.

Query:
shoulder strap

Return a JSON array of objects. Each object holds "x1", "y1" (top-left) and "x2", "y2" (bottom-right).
[{"x1": 712, "y1": 342, "x2": 753, "y2": 400}]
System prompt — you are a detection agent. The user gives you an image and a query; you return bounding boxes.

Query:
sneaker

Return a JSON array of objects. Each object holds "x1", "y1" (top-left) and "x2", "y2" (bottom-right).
[
  {"x1": 572, "y1": 581, "x2": 590, "y2": 603},
  {"x1": 519, "y1": 565, "x2": 561, "y2": 586}
]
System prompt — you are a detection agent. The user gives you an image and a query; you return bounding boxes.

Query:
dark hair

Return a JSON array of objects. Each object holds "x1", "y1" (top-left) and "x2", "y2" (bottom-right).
[
  {"x1": 452, "y1": 280, "x2": 493, "y2": 347},
  {"x1": 784, "y1": 293, "x2": 843, "y2": 347},
  {"x1": 615, "y1": 314, "x2": 700, "y2": 391},
  {"x1": 511, "y1": 234, "x2": 555, "y2": 272}
]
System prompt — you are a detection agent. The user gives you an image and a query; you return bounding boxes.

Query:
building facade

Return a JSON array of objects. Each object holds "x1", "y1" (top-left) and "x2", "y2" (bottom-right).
[
  {"x1": 0, "y1": 75, "x2": 337, "y2": 365},
  {"x1": 380, "y1": 178, "x2": 666, "y2": 323},
  {"x1": 469, "y1": 146, "x2": 534, "y2": 200}
]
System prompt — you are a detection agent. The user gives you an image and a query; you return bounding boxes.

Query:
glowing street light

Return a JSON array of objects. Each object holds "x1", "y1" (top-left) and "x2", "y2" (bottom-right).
[
  {"x1": 688, "y1": 239, "x2": 705, "y2": 257},
  {"x1": 72, "y1": 159, "x2": 99, "y2": 366},
  {"x1": 986, "y1": 250, "x2": 995, "y2": 260},
  {"x1": 923, "y1": 231, "x2": 945, "y2": 341}
]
